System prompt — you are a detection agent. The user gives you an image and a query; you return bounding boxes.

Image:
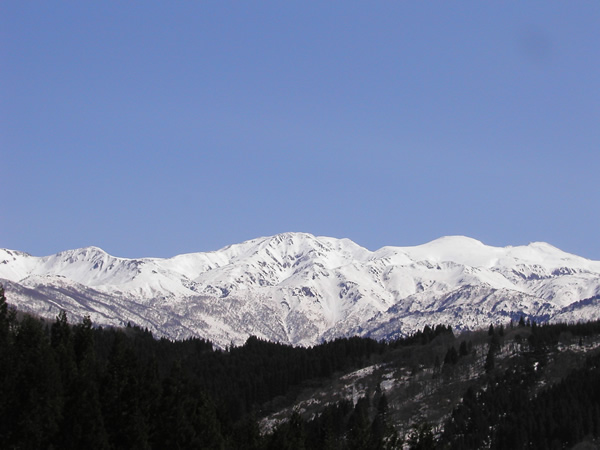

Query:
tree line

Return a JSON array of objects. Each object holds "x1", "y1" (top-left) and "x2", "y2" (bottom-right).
[
  {"x1": 0, "y1": 284, "x2": 401, "y2": 448},
  {"x1": 438, "y1": 318, "x2": 600, "y2": 449}
]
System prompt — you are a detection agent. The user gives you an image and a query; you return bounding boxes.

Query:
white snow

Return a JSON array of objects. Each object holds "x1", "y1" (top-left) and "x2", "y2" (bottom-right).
[{"x1": 2, "y1": 233, "x2": 600, "y2": 348}]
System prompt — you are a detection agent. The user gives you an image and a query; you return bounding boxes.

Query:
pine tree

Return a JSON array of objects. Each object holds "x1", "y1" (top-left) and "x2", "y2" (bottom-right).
[
  {"x1": 268, "y1": 411, "x2": 306, "y2": 450},
  {"x1": 444, "y1": 346, "x2": 459, "y2": 365},
  {"x1": 0, "y1": 284, "x2": 13, "y2": 446},
  {"x1": 101, "y1": 333, "x2": 150, "y2": 449},
  {"x1": 152, "y1": 361, "x2": 225, "y2": 449},
  {"x1": 51, "y1": 310, "x2": 76, "y2": 387},
  {"x1": 11, "y1": 315, "x2": 63, "y2": 448},
  {"x1": 407, "y1": 422, "x2": 435, "y2": 450},
  {"x1": 484, "y1": 345, "x2": 495, "y2": 373},
  {"x1": 0, "y1": 284, "x2": 16, "y2": 350},
  {"x1": 0, "y1": 284, "x2": 8, "y2": 339},
  {"x1": 58, "y1": 316, "x2": 109, "y2": 449},
  {"x1": 232, "y1": 414, "x2": 262, "y2": 450},
  {"x1": 348, "y1": 397, "x2": 372, "y2": 450},
  {"x1": 370, "y1": 393, "x2": 400, "y2": 449}
]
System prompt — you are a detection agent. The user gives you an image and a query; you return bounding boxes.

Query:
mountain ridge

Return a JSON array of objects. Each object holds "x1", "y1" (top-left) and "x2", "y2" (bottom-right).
[{"x1": 2, "y1": 233, "x2": 600, "y2": 347}]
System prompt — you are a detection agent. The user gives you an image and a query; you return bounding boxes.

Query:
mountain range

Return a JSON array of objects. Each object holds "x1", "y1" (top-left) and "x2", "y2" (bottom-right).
[{"x1": 2, "y1": 233, "x2": 600, "y2": 348}]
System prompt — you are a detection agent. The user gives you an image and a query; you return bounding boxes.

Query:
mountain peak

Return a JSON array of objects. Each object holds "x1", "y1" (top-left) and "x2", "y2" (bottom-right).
[
  {"x1": 263, "y1": 232, "x2": 317, "y2": 246},
  {"x1": 3, "y1": 234, "x2": 600, "y2": 348},
  {"x1": 78, "y1": 246, "x2": 109, "y2": 255},
  {"x1": 56, "y1": 246, "x2": 109, "y2": 258},
  {"x1": 396, "y1": 235, "x2": 495, "y2": 267},
  {"x1": 428, "y1": 235, "x2": 485, "y2": 245},
  {"x1": 420, "y1": 235, "x2": 487, "y2": 252}
]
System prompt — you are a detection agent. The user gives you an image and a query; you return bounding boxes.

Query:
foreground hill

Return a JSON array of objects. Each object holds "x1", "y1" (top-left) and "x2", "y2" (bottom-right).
[
  {"x1": 3, "y1": 284, "x2": 600, "y2": 449},
  {"x1": 2, "y1": 233, "x2": 600, "y2": 347}
]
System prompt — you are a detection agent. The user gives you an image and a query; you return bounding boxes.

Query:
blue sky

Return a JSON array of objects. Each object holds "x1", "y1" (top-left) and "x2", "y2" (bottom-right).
[{"x1": 2, "y1": 2, "x2": 599, "y2": 259}]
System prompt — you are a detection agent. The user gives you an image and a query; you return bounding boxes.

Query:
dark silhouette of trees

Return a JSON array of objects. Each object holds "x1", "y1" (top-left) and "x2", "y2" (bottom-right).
[
  {"x1": 4, "y1": 282, "x2": 600, "y2": 449},
  {"x1": 0, "y1": 286, "x2": 398, "y2": 448},
  {"x1": 442, "y1": 320, "x2": 600, "y2": 449}
]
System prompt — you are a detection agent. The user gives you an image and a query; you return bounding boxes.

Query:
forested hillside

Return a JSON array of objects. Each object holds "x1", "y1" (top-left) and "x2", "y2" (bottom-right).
[
  {"x1": 2, "y1": 283, "x2": 600, "y2": 449},
  {"x1": 0, "y1": 284, "x2": 390, "y2": 449}
]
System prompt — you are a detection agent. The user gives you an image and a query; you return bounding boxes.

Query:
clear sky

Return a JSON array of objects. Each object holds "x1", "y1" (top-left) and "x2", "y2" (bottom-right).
[{"x1": 2, "y1": 2, "x2": 599, "y2": 260}]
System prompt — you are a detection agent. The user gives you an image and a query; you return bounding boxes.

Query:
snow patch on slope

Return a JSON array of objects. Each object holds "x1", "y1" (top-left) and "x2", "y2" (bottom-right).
[{"x1": 2, "y1": 233, "x2": 600, "y2": 347}]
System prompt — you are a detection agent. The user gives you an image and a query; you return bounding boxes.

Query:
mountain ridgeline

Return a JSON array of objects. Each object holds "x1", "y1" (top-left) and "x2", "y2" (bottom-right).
[{"x1": 2, "y1": 233, "x2": 600, "y2": 348}]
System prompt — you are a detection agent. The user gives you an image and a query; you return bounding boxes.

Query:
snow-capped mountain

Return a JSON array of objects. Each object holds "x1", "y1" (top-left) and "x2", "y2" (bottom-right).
[{"x1": 2, "y1": 233, "x2": 600, "y2": 348}]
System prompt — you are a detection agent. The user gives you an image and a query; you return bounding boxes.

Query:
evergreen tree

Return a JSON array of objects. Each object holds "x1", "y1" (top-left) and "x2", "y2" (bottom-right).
[
  {"x1": 0, "y1": 284, "x2": 16, "y2": 445},
  {"x1": 50, "y1": 310, "x2": 77, "y2": 390},
  {"x1": 370, "y1": 393, "x2": 400, "y2": 449},
  {"x1": 348, "y1": 397, "x2": 372, "y2": 450},
  {"x1": 231, "y1": 414, "x2": 262, "y2": 450},
  {"x1": 268, "y1": 411, "x2": 306, "y2": 450},
  {"x1": 152, "y1": 361, "x2": 225, "y2": 449},
  {"x1": 101, "y1": 333, "x2": 150, "y2": 449},
  {"x1": 484, "y1": 345, "x2": 495, "y2": 373},
  {"x1": 407, "y1": 422, "x2": 435, "y2": 450},
  {"x1": 0, "y1": 284, "x2": 9, "y2": 340},
  {"x1": 444, "y1": 346, "x2": 459, "y2": 366},
  {"x1": 11, "y1": 316, "x2": 62, "y2": 448},
  {"x1": 60, "y1": 315, "x2": 110, "y2": 449}
]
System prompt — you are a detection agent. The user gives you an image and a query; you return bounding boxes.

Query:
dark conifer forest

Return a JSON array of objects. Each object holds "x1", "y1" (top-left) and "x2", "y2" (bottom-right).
[{"x1": 2, "y1": 283, "x2": 600, "y2": 449}]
